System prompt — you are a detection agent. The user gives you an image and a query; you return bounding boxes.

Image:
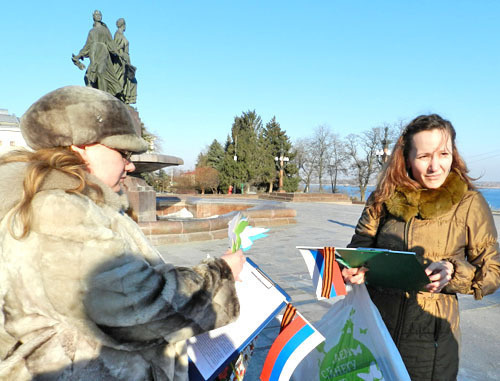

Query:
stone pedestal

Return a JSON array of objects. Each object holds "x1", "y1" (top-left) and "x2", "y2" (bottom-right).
[
  {"x1": 123, "y1": 108, "x2": 184, "y2": 222},
  {"x1": 123, "y1": 176, "x2": 157, "y2": 222}
]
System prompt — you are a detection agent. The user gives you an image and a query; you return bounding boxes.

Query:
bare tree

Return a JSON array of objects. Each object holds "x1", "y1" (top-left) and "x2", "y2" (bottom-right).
[
  {"x1": 345, "y1": 120, "x2": 404, "y2": 201},
  {"x1": 311, "y1": 125, "x2": 332, "y2": 192},
  {"x1": 394, "y1": 119, "x2": 406, "y2": 135},
  {"x1": 326, "y1": 133, "x2": 347, "y2": 193},
  {"x1": 345, "y1": 127, "x2": 382, "y2": 202},
  {"x1": 294, "y1": 137, "x2": 317, "y2": 193},
  {"x1": 195, "y1": 166, "x2": 220, "y2": 194},
  {"x1": 172, "y1": 171, "x2": 197, "y2": 194}
]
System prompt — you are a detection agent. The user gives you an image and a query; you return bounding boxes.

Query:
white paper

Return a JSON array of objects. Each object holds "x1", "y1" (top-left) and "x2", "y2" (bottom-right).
[{"x1": 187, "y1": 261, "x2": 287, "y2": 379}]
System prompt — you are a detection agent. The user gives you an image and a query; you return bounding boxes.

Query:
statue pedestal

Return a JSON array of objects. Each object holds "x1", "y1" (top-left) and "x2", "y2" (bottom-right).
[
  {"x1": 123, "y1": 109, "x2": 183, "y2": 222},
  {"x1": 123, "y1": 152, "x2": 184, "y2": 222},
  {"x1": 123, "y1": 176, "x2": 157, "y2": 222}
]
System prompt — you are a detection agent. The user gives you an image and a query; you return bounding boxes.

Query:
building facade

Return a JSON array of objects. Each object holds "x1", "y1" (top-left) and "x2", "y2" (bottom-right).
[{"x1": 0, "y1": 109, "x2": 28, "y2": 152}]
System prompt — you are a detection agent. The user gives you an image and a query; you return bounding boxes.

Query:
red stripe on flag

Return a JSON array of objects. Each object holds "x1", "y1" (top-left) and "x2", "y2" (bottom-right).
[
  {"x1": 260, "y1": 316, "x2": 307, "y2": 381},
  {"x1": 331, "y1": 256, "x2": 347, "y2": 296}
]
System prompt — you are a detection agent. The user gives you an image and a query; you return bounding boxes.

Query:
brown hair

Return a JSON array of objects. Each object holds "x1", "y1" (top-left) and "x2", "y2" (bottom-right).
[
  {"x1": 370, "y1": 114, "x2": 474, "y2": 213},
  {"x1": 1, "y1": 148, "x2": 103, "y2": 238}
]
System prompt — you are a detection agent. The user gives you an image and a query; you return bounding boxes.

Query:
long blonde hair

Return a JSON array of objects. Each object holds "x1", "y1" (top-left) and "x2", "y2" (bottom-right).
[
  {"x1": 1, "y1": 147, "x2": 103, "y2": 238},
  {"x1": 370, "y1": 114, "x2": 474, "y2": 214}
]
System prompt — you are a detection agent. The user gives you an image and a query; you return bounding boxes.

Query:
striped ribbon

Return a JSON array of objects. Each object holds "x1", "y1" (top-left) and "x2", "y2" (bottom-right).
[
  {"x1": 279, "y1": 304, "x2": 297, "y2": 333},
  {"x1": 321, "y1": 247, "x2": 336, "y2": 298}
]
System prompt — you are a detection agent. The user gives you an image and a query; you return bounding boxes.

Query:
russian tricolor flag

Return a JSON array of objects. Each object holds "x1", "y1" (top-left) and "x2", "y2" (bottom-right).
[
  {"x1": 297, "y1": 246, "x2": 347, "y2": 299},
  {"x1": 260, "y1": 305, "x2": 324, "y2": 381}
]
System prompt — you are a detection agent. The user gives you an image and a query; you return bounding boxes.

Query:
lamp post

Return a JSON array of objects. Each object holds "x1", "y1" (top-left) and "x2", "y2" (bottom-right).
[
  {"x1": 274, "y1": 148, "x2": 289, "y2": 193},
  {"x1": 376, "y1": 127, "x2": 390, "y2": 165},
  {"x1": 375, "y1": 148, "x2": 387, "y2": 164},
  {"x1": 233, "y1": 136, "x2": 237, "y2": 194}
]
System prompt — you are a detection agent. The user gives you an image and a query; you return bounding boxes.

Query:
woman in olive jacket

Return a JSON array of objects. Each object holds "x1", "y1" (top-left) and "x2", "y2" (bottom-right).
[
  {"x1": 0, "y1": 86, "x2": 245, "y2": 380},
  {"x1": 345, "y1": 114, "x2": 500, "y2": 380}
]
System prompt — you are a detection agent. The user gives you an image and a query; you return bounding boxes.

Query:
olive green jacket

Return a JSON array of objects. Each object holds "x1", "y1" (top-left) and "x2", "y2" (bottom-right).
[
  {"x1": 0, "y1": 162, "x2": 239, "y2": 380},
  {"x1": 348, "y1": 172, "x2": 500, "y2": 381}
]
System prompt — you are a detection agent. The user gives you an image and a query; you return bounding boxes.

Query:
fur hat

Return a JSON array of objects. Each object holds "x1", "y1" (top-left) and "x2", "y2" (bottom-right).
[{"x1": 20, "y1": 86, "x2": 148, "y2": 153}]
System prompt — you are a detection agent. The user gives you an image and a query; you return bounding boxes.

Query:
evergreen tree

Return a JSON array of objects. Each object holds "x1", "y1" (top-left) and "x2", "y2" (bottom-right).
[
  {"x1": 216, "y1": 111, "x2": 299, "y2": 193},
  {"x1": 196, "y1": 151, "x2": 208, "y2": 168},
  {"x1": 254, "y1": 132, "x2": 276, "y2": 192},
  {"x1": 219, "y1": 136, "x2": 245, "y2": 193},
  {"x1": 205, "y1": 139, "x2": 225, "y2": 171},
  {"x1": 228, "y1": 110, "x2": 263, "y2": 192},
  {"x1": 262, "y1": 116, "x2": 299, "y2": 192}
]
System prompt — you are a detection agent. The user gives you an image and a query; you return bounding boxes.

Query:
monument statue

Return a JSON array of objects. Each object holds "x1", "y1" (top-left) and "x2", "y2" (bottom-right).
[
  {"x1": 72, "y1": 10, "x2": 137, "y2": 104},
  {"x1": 114, "y1": 18, "x2": 137, "y2": 104},
  {"x1": 69, "y1": 12, "x2": 181, "y2": 223}
]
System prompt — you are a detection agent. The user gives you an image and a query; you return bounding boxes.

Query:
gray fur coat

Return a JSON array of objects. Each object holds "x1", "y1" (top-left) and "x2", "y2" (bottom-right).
[{"x1": 0, "y1": 162, "x2": 239, "y2": 380}]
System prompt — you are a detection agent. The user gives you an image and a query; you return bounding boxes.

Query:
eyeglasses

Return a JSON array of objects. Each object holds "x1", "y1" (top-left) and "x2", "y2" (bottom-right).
[{"x1": 116, "y1": 149, "x2": 133, "y2": 161}]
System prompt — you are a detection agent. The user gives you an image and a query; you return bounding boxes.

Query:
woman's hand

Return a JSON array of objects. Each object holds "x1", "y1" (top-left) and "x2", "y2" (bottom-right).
[
  {"x1": 341, "y1": 267, "x2": 369, "y2": 285},
  {"x1": 425, "y1": 260, "x2": 454, "y2": 293},
  {"x1": 221, "y1": 249, "x2": 246, "y2": 281}
]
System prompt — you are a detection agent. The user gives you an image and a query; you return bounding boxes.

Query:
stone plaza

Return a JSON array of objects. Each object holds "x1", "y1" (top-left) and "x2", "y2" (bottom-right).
[{"x1": 157, "y1": 200, "x2": 500, "y2": 381}]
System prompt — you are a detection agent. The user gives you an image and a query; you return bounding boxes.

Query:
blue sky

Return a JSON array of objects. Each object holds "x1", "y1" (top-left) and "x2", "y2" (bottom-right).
[{"x1": 1, "y1": 1, "x2": 500, "y2": 180}]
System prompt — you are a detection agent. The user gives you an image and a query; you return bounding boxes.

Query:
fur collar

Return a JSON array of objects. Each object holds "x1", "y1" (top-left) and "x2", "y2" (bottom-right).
[
  {"x1": 0, "y1": 162, "x2": 128, "y2": 221},
  {"x1": 384, "y1": 171, "x2": 467, "y2": 222}
]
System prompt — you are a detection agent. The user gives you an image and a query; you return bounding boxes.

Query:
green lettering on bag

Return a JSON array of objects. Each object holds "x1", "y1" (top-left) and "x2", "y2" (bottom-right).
[{"x1": 316, "y1": 308, "x2": 384, "y2": 380}]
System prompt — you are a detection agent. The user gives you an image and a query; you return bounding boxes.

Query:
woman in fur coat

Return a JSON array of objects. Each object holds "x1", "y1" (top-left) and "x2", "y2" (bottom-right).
[
  {"x1": 0, "y1": 86, "x2": 245, "y2": 380},
  {"x1": 344, "y1": 114, "x2": 500, "y2": 380}
]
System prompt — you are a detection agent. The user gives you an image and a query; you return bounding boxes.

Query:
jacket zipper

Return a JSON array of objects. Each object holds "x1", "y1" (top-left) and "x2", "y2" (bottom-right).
[
  {"x1": 394, "y1": 292, "x2": 408, "y2": 347},
  {"x1": 404, "y1": 217, "x2": 412, "y2": 251},
  {"x1": 430, "y1": 318, "x2": 440, "y2": 379},
  {"x1": 394, "y1": 217, "x2": 413, "y2": 346}
]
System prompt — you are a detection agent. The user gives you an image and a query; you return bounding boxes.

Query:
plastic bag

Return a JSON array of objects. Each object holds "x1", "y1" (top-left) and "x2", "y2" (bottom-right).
[{"x1": 293, "y1": 284, "x2": 410, "y2": 381}]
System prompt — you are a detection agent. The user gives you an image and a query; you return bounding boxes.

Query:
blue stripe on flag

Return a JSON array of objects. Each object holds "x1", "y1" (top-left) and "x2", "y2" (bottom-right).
[
  {"x1": 269, "y1": 324, "x2": 314, "y2": 381},
  {"x1": 330, "y1": 286, "x2": 337, "y2": 298},
  {"x1": 312, "y1": 250, "x2": 325, "y2": 279}
]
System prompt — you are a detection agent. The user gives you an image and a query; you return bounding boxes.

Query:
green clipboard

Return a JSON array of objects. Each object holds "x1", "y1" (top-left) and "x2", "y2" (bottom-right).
[{"x1": 335, "y1": 247, "x2": 430, "y2": 291}]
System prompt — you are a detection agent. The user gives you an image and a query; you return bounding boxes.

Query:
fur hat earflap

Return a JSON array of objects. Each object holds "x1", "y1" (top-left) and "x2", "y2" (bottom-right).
[{"x1": 20, "y1": 86, "x2": 148, "y2": 153}]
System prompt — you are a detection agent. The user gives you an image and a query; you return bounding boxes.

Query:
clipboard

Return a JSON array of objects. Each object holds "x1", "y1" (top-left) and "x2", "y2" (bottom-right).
[
  {"x1": 187, "y1": 258, "x2": 289, "y2": 381},
  {"x1": 335, "y1": 247, "x2": 430, "y2": 291}
]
